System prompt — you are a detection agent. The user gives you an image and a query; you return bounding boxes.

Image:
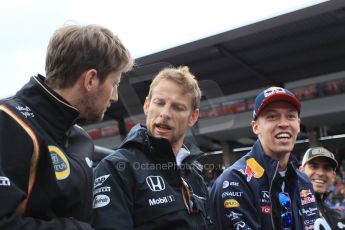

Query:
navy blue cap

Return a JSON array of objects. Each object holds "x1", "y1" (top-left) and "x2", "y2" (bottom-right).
[{"x1": 253, "y1": 86, "x2": 301, "y2": 120}]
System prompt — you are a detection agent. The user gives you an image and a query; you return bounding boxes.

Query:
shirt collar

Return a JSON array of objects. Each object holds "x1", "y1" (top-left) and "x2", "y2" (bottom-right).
[{"x1": 176, "y1": 145, "x2": 191, "y2": 166}]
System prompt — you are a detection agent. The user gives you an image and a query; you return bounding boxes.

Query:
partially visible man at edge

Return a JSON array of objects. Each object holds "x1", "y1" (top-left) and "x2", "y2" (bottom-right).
[
  {"x1": 300, "y1": 146, "x2": 345, "y2": 230},
  {"x1": 92, "y1": 66, "x2": 209, "y2": 229},
  {"x1": 0, "y1": 24, "x2": 133, "y2": 230}
]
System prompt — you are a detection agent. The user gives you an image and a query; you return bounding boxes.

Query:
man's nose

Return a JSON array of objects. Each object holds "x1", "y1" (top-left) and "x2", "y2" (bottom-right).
[
  {"x1": 110, "y1": 90, "x2": 118, "y2": 103},
  {"x1": 159, "y1": 105, "x2": 171, "y2": 118},
  {"x1": 315, "y1": 167, "x2": 325, "y2": 175},
  {"x1": 278, "y1": 117, "x2": 289, "y2": 127}
]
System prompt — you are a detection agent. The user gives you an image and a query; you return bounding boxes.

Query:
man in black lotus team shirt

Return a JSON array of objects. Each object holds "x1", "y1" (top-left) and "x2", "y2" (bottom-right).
[{"x1": 0, "y1": 24, "x2": 133, "y2": 230}]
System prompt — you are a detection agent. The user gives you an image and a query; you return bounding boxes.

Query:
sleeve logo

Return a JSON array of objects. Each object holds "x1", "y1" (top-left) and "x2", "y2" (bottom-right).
[{"x1": 48, "y1": 145, "x2": 70, "y2": 180}]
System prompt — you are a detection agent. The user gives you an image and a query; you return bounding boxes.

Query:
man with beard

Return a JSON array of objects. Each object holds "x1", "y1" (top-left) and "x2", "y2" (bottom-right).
[
  {"x1": 300, "y1": 146, "x2": 345, "y2": 230},
  {"x1": 92, "y1": 66, "x2": 209, "y2": 230},
  {"x1": 208, "y1": 86, "x2": 320, "y2": 230},
  {"x1": 0, "y1": 24, "x2": 133, "y2": 230}
]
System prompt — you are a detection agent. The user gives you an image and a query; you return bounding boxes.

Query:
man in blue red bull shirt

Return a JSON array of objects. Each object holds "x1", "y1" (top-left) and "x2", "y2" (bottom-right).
[{"x1": 208, "y1": 86, "x2": 321, "y2": 230}]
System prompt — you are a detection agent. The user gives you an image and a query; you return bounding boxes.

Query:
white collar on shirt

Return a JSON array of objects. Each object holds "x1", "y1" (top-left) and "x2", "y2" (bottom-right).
[{"x1": 176, "y1": 145, "x2": 190, "y2": 166}]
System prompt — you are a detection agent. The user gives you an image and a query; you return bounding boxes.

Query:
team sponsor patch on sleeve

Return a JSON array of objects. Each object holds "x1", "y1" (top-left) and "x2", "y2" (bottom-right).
[
  {"x1": 94, "y1": 174, "x2": 110, "y2": 188},
  {"x1": 48, "y1": 145, "x2": 70, "y2": 180},
  {"x1": 93, "y1": 194, "x2": 110, "y2": 208},
  {"x1": 93, "y1": 186, "x2": 111, "y2": 195}
]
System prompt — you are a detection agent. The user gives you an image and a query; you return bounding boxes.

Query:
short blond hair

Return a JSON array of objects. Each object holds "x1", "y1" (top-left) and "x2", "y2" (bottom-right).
[{"x1": 147, "y1": 66, "x2": 201, "y2": 110}]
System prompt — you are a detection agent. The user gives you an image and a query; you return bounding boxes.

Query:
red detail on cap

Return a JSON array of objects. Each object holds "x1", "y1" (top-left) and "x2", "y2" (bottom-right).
[{"x1": 256, "y1": 93, "x2": 301, "y2": 118}]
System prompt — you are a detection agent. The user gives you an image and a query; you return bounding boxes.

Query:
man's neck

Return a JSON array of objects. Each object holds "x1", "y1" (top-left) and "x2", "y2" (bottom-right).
[
  {"x1": 171, "y1": 137, "x2": 185, "y2": 157},
  {"x1": 264, "y1": 151, "x2": 290, "y2": 171},
  {"x1": 315, "y1": 192, "x2": 325, "y2": 202},
  {"x1": 278, "y1": 160, "x2": 289, "y2": 171},
  {"x1": 172, "y1": 142, "x2": 183, "y2": 157},
  {"x1": 260, "y1": 141, "x2": 291, "y2": 168}
]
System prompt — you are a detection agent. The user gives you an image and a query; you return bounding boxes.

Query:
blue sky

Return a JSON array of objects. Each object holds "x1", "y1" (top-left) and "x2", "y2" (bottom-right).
[{"x1": 0, "y1": 0, "x2": 326, "y2": 99}]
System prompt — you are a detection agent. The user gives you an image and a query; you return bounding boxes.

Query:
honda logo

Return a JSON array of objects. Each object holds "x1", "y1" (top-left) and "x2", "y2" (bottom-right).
[
  {"x1": 0, "y1": 176, "x2": 10, "y2": 186},
  {"x1": 146, "y1": 176, "x2": 165, "y2": 192}
]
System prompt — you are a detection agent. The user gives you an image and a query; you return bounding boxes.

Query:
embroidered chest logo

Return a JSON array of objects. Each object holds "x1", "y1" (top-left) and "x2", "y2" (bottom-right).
[
  {"x1": 260, "y1": 191, "x2": 270, "y2": 204},
  {"x1": 0, "y1": 176, "x2": 11, "y2": 186},
  {"x1": 48, "y1": 145, "x2": 70, "y2": 180},
  {"x1": 15, "y1": 105, "x2": 34, "y2": 118},
  {"x1": 260, "y1": 191, "x2": 271, "y2": 215},
  {"x1": 300, "y1": 189, "x2": 315, "y2": 206},
  {"x1": 224, "y1": 198, "x2": 240, "y2": 208},
  {"x1": 238, "y1": 158, "x2": 264, "y2": 182},
  {"x1": 146, "y1": 176, "x2": 165, "y2": 192}
]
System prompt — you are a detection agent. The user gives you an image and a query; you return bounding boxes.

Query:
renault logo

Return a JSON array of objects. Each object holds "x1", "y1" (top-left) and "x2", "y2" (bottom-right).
[{"x1": 146, "y1": 176, "x2": 165, "y2": 192}]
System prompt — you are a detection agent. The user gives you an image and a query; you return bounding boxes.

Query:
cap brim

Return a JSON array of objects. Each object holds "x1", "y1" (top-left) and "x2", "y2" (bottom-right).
[
  {"x1": 303, "y1": 155, "x2": 338, "y2": 169},
  {"x1": 256, "y1": 93, "x2": 301, "y2": 118}
]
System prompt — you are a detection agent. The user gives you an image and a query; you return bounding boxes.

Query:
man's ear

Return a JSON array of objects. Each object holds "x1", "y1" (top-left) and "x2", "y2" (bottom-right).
[
  {"x1": 143, "y1": 97, "x2": 149, "y2": 115},
  {"x1": 299, "y1": 165, "x2": 304, "y2": 171},
  {"x1": 331, "y1": 170, "x2": 337, "y2": 182},
  {"x1": 251, "y1": 120, "x2": 259, "y2": 135},
  {"x1": 188, "y1": 108, "x2": 199, "y2": 127},
  {"x1": 82, "y1": 69, "x2": 98, "y2": 92},
  {"x1": 298, "y1": 118, "x2": 301, "y2": 133}
]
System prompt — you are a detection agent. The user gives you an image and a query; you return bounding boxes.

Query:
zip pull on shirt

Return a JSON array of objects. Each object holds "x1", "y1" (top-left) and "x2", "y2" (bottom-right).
[{"x1": 279, "y1": 170, "x2": 287, "y2": 192}]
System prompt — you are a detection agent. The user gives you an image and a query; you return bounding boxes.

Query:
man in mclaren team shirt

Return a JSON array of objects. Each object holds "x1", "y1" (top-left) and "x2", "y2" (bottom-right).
[{"x1": 92, "y1": 66, "x2": 209, "y2": 229}]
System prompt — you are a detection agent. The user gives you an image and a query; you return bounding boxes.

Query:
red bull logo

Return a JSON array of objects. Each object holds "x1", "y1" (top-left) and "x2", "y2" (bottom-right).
[
  {"x1": 300, "y1": 189, "x2": 316, "y2": 205},
  {"x1": 301, "y1": 196, "x2": 316, "y2": 206},
  {"x1": 300, "y1": 189, "x2": 312, "y2": 198},
  {"x1": 238, "y1": 158, "x2": 264, "y2": 182},
  {"x1": 239, "y1": 165, "x2": 255, "y2": 182},
  {"x1": 264, "y1": 87, "x2": 285, "y2": 97}
]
